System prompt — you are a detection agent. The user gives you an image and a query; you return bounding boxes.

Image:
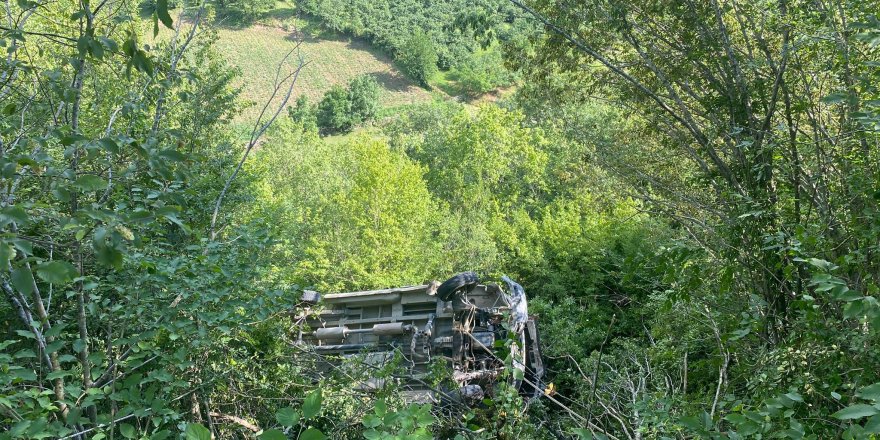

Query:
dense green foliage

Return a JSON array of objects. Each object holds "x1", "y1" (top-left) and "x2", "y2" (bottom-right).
[
  {"x1": 251, "y1": 102, "x2": 669, "y2": 438},
  {"x1": 449, "y1": 49, "x2": 515, "y2": 97},
  {"x1": 315, "y1": 85, "x2": 351, "y2": 133},
  {"x1": 298, "y1": 0, "x2": 476, "y2": 67},
  {"x1": 346, "y1": 75, "x2": 382, "y2": 124},
  {"x1": 252, "y1": 122, "x2": 442, "y2": 290},
  {"x1": 396, "y1": 32, "x2": 439, "y2": 87},
  {"x1": 298, "y1": 0, "x2": 526, "y2": 90},
  {"x1": 212, "y1": 0, "x2": 276, "y2": 22},
  {"x1": 504, "y1": 0, "x2": 880, "y2": 437},
  {"x1": 0, "y1": 1, "x2": 307, "y2": 439},
  {"x1": 2, "y1": 0, "x2": 880, "y2": 439},
  {"x1": 296, "y1": 75, "x2": 381, "y2": 134}
]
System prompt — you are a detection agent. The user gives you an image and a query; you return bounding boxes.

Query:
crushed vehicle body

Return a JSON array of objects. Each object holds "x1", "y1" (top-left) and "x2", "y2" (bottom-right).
[{"x1": 294, "y1": 272, "x2": 544, "y2": 404}]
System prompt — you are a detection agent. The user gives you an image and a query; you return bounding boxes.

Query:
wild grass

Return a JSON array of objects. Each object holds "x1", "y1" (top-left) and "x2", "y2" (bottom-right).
[{"x1": 211, "y1": 10, "x2": 433, "y2": 124}]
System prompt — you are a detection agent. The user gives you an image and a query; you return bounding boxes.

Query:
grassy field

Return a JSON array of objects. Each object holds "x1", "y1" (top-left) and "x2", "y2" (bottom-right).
[{"x1": 209, "y1": 8, "x2": 433, "y2": 124}]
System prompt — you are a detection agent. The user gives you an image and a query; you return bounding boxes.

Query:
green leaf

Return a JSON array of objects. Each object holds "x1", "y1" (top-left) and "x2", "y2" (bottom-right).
[
  {"x1": 362, "y1": 429, "x2": 381, "y2": 440},
  {"x1": 158, "y1": 148, "x2": 186, "y2": 161},
  {"x1": 857, "y1": 383, "x2": 880, "y2": 402},
  {"x1": 11, "y1": 267, "x2": 35, "y2": 295},
  {"x1": 416, "y1": 410, "x2": 434, "y2": 427},
  {"x1": 822, "y1": 92, "x2": 848, "y2": 104},
  {"x1": 35, "y1": 261, "x2": 78, "y2": 284},
  {"x1": 46, "y1": 370, "x2": 72, "y2": 380},
  {"x1": 302, "y1": 389, "x2": 322, "y2": 420},
  {"x1": 52, "y1": 186, "x2": 71, "y2": 202},
  {"x1": 836, "y1": 289, "x2": 863, "y2": 302},
  {"x1": 844, "y1": 300, "x2": 867, "y2": 318},
  {"x1": 156, "y1": 0, "x2": 174, "y2": 29},
  {"x1": 12, "y1": 368, "x2": 36, "y2": 381},
  {"x1": 98, "y1": 138, "x2": 120, "y2": 153},
  {"x1": 72, "y1": 339, "x2": 86, "y2": 353},
  {"x1": 300, "y1": 428, "x2": 327, "y2": 440},
  {"x1": 157, "y1": 206, "x2": 190, "y2": 233},
  {"x1": 72, "y1": 175, "x2": 108, "y2": 192},
  {"x1": 804, "y1": 258, "x2": 837, "y2": 272},
  {"x1": 729, "y1": 328, "x2": 750, "y2": 341},
  {"x1": 95, "y1": 240, "x2": 124, "y2": 269},
  {"x1": 88, "y1": 38, "x2": 104, "y2": 59},
  {"x1": 832, "y1": 404, "x2": 880, "y2": 420},
  {"x1": 45, "y1": 340, "x2": 64, "y2": 353},
  {"x1": 151, "y1": 430, "x2": 171, "y2": 440},
  {"x1": 680, "y1": 416, "x2": 704, "y2": 431},
  {"x1": 362, "y1": 414, "x2": 381, "y2": 429},
  {"x1": 0, "y1": 243, "x2": 15, "y2": 262},
  {"x1": 572, "y1": 428, "x2": 593, "y2": 439},
  {"x1": 784, "y1": 392, "x2": 804, "y2": 402},
  {"x1": 11, "y1": 238, "x2": 32, "y2": 256},
  {"x1": 865, "y1": 414, "x2": 880, "y2": 433},
  {"x1": 17, "y1": 0, "x2": 38, "y2": 10},
  {"x1": 133, "y1": 50, "x2": 154, "y2": 76},
  {"x1": 258, "y1": 429, "x2": 286, "y2": 440},
  {"x1": 15, "y1": 329, "x2": 35, "y2": 339},
  {"x1": 374, "y1": 399, "x2": 387, "y2": 417},
  {"x1": 0, "y1": 205, "x2": 28, "y2": 226},
  {"x1": 275, "y1": 407, "x2": 300, "y2": 427},
  {"x1": 119, "y1": 423, "x2": 137, "y2": 439},
  {"x1": 184, "y1": 423, "x2": 211, "y2": 440}
]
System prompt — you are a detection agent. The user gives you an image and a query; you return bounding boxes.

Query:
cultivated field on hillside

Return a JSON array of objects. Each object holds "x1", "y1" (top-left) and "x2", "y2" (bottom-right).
[{"x1": 214, "y1": 23, "x2": 433, "y2": 123}]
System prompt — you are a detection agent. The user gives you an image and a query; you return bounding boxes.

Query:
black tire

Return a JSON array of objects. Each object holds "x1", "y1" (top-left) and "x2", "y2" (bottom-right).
[{"x1": 436, "y1": 271, "x2": 480, "y2": 302}]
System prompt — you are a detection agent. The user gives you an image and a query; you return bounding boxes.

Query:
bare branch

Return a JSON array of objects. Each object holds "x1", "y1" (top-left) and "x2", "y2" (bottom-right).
[{"x1": 209, "y1": 43, "x2": 308, "y2": 240}]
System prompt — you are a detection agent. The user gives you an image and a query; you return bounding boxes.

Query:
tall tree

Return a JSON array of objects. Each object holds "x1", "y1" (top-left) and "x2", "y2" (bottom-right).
[{"x1": 510, "y1": 0, "x2": 880, "y2": 340}]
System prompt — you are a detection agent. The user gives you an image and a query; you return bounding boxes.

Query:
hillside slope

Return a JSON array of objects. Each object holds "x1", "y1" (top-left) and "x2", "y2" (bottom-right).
[{"x1": 214, "y1": 23, "x2": 433, "y2": 123}]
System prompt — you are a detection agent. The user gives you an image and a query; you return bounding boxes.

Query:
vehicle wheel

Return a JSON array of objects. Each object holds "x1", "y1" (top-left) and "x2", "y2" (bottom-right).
[{"x1": 436, "y1": 271, "x2": 479, "y2": 302}]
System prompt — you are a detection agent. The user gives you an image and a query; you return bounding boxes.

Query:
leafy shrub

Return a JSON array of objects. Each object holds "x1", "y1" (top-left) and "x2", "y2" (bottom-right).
[
  {"x1": 289, "y1": 95, "x2": 319, "y2": 132},
  {"x1": 348, "y1": 74, "x2": 381, "y2": 122},
  {"x1": 452, "y1": 49, "x2": 514, "y2": 98},
  {"x1": 314, "y1": 75, "x2": 382, "y2": 135},
  {"x1": 316, "y1": 85, "x2": 353, "y2": 134},
  {"x1": 361, "y1": 400, "x2": 435, "y2": 440},
  {"x1": 397, "y1": 32, "x2": 439, "y2": 87}
]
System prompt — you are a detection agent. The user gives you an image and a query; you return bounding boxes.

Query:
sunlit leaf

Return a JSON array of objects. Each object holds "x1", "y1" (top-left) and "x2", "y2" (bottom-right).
[
  {"x1": 275, "y1": 407, "x2": 300, "y2": 427},
  {"x1": 302, "y1": 389, "x2": 322, "y2": 420},
  {"x1": 184, "y1": 423, "x2": 211, "y2": 440},
  {"x1": 299, "y1": 428, "x2": 326, "y2": 440}
]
